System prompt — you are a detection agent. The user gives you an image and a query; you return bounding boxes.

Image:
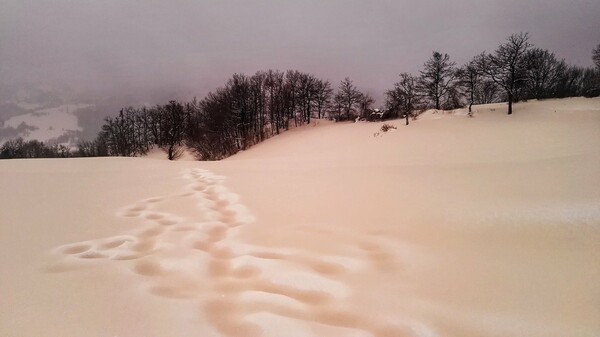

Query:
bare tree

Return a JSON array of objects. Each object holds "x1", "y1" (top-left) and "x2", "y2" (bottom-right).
[
  {"x1": 249, "y1": 71, "x2": 267, "y2": 143},
  {"x1": 385, "y1": 73, "x2": 420, "y2": 125},
  {"x1": 297, "y1": 73, "x2": 317, "y2": 124},
  {"x1": 524, "y1": 48, "x2": 566, "y2": 99},
  {"x1": 358, "y1": 93, "x2": 375, "y2": 119},
  {"x1": 581, "y1": 67, "x2": 600, "y2": 97},
  {"x1": 476, "y1": 80, "x2": 501, "y2": 104},
  {"x1": 284, "y1": 70, "x2": 301, "y2": 129},
  {"x1": 101, "y1": 109, "x2": 139, "y2": 157},
  {"x1": 419, "y1": 51, "x2": 456, "y2": 110},
  {"x1": 313, "y1": 79, "x2": 333, "y2": 119},
  {"x1": 337, "y1": 77, "x2": 362, "y2": 121},
  {"x1": 478, "y1": 32, "x2": 531, "y2": 115},
  {"x1": 161, "y1": 100, "x2": 186, "y2": 160},
  {"x1": 264, "y1": 69, "x2": 285, "y2": 135},
  {"x1": 457, "y1": 59, "x2": 480, "y2": 112},
  {"x1": 330, "y1": 91, "x2": 344, "y2": 121},
  {"x1": 189, "y1": 87, "x2": 239, "y2": 160},
  {"x1": 555, "y1": 65, "x2": 585, "y2": 98}
]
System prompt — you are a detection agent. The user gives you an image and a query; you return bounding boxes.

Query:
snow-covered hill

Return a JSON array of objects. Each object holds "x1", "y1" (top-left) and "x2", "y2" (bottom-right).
[{"x1": 1, "y1": 97, "x2": 599, "y2": 337}]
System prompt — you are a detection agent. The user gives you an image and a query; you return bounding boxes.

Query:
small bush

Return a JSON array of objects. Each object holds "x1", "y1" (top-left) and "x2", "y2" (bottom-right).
[{"x1": 380, "y1": 123, "x2": 397, "y2": 132}]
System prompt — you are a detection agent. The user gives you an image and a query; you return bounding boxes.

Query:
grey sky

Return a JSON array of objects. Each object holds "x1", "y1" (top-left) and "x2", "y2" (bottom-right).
[{"x1": 1, "y1": 0, "x2": 599, "y2": 104}]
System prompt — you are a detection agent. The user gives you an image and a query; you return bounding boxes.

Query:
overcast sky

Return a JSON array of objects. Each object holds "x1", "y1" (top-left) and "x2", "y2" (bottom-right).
[{"x1": 1, "y1": 0, "x2": 599, "y2": 104}]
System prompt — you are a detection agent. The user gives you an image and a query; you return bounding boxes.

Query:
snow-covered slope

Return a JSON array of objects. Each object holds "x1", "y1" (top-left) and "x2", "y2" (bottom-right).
[{"x1": 1, "y1": 97, "x2": 599, "y2": 337}]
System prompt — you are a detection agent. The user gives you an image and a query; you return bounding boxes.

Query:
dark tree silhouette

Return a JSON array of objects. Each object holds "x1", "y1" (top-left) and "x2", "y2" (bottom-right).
[
  {"x1": 183, "y1": 69, "x2": 331, "y2": 160},
  {"x1": 313, "y1": 79, "x2": 333, "y2": 119},
  {"x1": 477, "y1": 32, "x2": 531, "y2": 115},
  {"x1": 5, "y1": 42, "x2": 600, "y2": 162},
  {"x1": 593, "y1": 44, "x2": 600, "y2": 70},
  {"x1": 0, "y1": 138, "x2": 72, "y2": 159},
  {"x1": 283, "y1": 70, "x2": 300, "y2": 129},
  {"x1": 336, "y1": 78, "x2": 363, "y2": 121},
  {"x1": 75, "y1": 137, "x2": 108, "y2": 157},
  {"x1": 297, "y1": 73, "x2": 316, "y2": 124},
  {"x1": 329, "y1": 91, "x2": 344, "y2": 121},
  {"x1": 580, "y1": 68, "x2": 600, "y2": 98},
  {"x1": 457, "y1": 59, "x2": 480, "y2": 112},
  {"x1": 264, "y1": 70, "x2": 284, "y2": 135},
  {"x1": 358, "y1": 93, "x2": 375, "y2": 119},
  {"x1": 385, "y1": 73, "x2": 420, "y2": 125},
  {"x1": 476, "y1": 80, "x2": 501, "y2": 104},
  {"x1": 554, "y1": 65, "x2": 584, "y2": 98},
  {"x1": 161, "y1": 100, "x2": 187, "y2": 160},
  {"x1": 419, "y1": 51, "x2": 457, "y2": 110},
  {"x1": 524, "y1": 48, "x2": 566, "y2": 99}
]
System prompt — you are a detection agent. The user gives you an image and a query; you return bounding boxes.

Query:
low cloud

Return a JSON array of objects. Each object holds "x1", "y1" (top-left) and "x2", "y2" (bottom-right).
[{"x1": 0, "y1": 122, "x2": 38, "y2": 141}]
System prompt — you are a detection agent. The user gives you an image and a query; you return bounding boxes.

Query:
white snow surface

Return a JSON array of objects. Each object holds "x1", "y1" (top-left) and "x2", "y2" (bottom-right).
[{"x1": 1, "y1": 97, "x2": 599, "y2": 337}]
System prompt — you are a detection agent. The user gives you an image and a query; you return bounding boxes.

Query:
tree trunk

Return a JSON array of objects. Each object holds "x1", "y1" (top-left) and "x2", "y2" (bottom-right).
[
  {"x1": 167, "y1": 145, "x2": 174, "y2": 160},
  {"x1": 507, "y1": 92, "x2": 513, "y2": 115},
  {"x1": 469, "y1": 90, "x2": 474, "y2": 112},
  {"x1": 405, "y1": 113, "x2": 409, "y2": 125}
]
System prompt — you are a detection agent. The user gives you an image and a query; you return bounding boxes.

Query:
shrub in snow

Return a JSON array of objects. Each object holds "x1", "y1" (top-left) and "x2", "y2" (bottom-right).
[{"x1": 380, "y1": 123, "x2": 397, "y2": 132}]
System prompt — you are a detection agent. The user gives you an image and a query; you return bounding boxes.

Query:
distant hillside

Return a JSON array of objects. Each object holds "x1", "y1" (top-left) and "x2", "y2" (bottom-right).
[{"x1": 0, "y1": 83, "x2": 186, "y2": 146}]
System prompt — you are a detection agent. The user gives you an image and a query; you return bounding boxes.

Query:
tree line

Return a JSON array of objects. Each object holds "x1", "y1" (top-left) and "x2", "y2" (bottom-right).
[
  {"x1": 74, "y1": 69, "x2": 381, "y2": 160},
  {"x1": 0, "y1": 70, "x2": 372, "y2": 160},
  {"x1": 0, "y1": 138, "x2": 72, "y2": 159},
  {"x1": 386, "y1": 33, "x2": 600, "y2": 125},
  {"x1": 2, "y1": 34, "x2": 599, "y2": 160}
]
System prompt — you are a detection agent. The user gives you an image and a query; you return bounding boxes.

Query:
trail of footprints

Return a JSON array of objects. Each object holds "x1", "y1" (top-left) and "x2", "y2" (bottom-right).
[{"x1": 48, "y1": 168, "x2": 420, "y2": 337}]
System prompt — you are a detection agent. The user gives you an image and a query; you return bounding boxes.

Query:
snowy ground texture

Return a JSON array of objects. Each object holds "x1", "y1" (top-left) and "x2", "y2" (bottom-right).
[{"x1": 1, "y1": 97, "x2": 599, "y2": 337}]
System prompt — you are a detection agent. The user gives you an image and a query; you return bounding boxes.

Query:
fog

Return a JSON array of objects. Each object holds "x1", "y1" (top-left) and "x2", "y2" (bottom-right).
[{"x1": 1, "y1": 0, "x2": 599, "y2": 134}]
